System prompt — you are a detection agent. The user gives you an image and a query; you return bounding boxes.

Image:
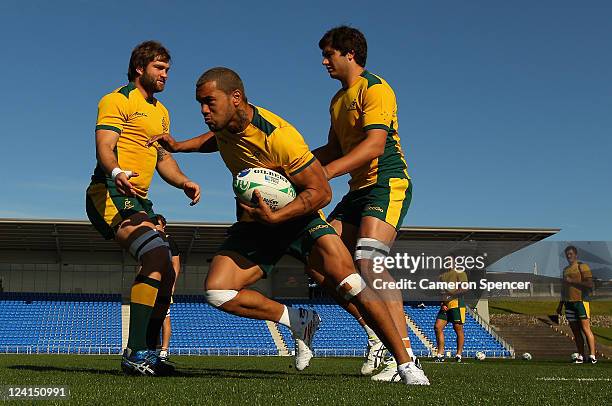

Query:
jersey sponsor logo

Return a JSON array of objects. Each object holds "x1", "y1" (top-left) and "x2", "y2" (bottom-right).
[
  {"x1": 365, "y1": 205, "x2": 384, "y2": 213},
  {"x1": 123, "y1": 199, "x2": 135, "y2": 210},
  {"x1": 347, "y1": 99, "x2": 358, "y2": 111},
  {"x1": 130, "y1": 112, "x2": 148, "y2": 119},
  {"x1": 308, "y1": 224, "x2": 330, "y2": 234},
  {"x1": 162, "y1": 117, "x2": 169, "y2": 133}
]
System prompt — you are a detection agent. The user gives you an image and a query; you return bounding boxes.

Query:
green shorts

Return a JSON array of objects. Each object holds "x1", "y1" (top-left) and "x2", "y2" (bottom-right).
[
  {"x1": 564, "y1": 301, "x2": 590, "y2": 321},
  {"x1": 85, "y1": 179, "x2": 157, "y2": 240},
  {"x1": 328, "y1": 178, "x2": 412, "y2": 230},
  {"x1": 436, "y1": 306, "x2": 466, "y2": 325},
  {"x1": 217, "y1": 213, "x2": 337, "y2": 276}
]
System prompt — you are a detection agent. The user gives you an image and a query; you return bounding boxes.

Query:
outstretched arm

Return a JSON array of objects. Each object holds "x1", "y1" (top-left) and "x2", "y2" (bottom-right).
[
  {"x1": 146, "y1": 131, "x2": 218, "y2": 153},
  {"x1": 155, "y1": 146, "x2": 201, "y2": 206}
]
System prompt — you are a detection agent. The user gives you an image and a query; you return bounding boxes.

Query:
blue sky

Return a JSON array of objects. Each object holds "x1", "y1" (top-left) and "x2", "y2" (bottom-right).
[{"x1": 0, "y1": 1, "x2": 610, "y2": 240}]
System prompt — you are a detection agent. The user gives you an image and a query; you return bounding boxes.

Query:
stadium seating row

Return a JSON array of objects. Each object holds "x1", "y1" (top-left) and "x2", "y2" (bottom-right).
[{"x1": 0, "y1": 294, "x2": 510, "y2": 357}]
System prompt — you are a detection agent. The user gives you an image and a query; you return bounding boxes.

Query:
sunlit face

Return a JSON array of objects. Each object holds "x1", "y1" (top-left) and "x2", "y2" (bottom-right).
[
  {"x1": 138, "y1": 58, "x2": 170, "y2": 93},
  {"x1": 321, "y1": 45, "x2": 351, "y2": 80},
  {"x1": 565, "y1": 249, "x2": 577, "y2": 264},
  {"x1": 195, "y1": 81, "x2": 235, "y2": 132}
]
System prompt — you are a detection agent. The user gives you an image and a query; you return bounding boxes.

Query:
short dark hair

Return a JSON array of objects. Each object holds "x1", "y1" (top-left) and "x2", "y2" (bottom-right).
[
  {"x1": 196, "y1": 67, "x2": 247, "y2": 100},
  {"x1": 155, "y1": 214, "x2": 167, "y2": 227},
  {"x1": 319, "y1": 25, "x2": 368, "y2": 67},
  {"x1": 565, "y1": 245, "x2": 578, "y2": 255},
  {"x1": 127, "y1": 41, "x2": 171, "y2": 82}
]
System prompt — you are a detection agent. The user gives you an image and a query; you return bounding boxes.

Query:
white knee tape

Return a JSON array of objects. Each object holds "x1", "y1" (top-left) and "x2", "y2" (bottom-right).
[
  {"x1": 129, "y1": 229, "x2": 169, "y2": 261},
  {"x1": 354, "y1": 238, "x2": 390, "y2": 261},
  {"x1": 336, "y1": 273, "x2": 367, "y2": 301},
  {"x1": 205, "y1": 289, "x2": 238, "y2": 307}
]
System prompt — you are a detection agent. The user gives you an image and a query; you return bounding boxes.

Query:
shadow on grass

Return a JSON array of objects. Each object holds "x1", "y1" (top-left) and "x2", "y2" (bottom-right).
[
  {"x1": 6, "y1": 364, "x2": 358, "y2": 380},
  {"x1": 8, "y1": 365, "x2": 123, "y2": 376}
]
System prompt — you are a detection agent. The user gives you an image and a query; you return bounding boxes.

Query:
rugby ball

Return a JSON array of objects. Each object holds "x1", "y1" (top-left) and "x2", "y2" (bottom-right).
[
  {"x1": 475, "y1": 351, "x2": 486, "y2": 361},
  {"x1": 232, "y1": 167, "x2": 297, "y2": 211},
  {"x1": 522, "y1": 352, "x2": 532, "y2": 361}
]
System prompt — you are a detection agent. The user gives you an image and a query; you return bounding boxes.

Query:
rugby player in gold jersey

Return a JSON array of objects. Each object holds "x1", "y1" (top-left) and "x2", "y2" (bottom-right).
[
  {"x1": 147, "y1": 67, "x2": 427, "y2": 384},
  {"x1": 86, "y1": 41, "x2": 200, "y2": 376}
]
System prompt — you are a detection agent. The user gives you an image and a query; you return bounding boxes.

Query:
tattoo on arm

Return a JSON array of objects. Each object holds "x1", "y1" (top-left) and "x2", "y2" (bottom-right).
[
  {"x1": 298, "y1": 190, "x2": 314, "y2": 212},
  {"x1": 157, "y1": 146, "x2": 169, "y2": 162}
]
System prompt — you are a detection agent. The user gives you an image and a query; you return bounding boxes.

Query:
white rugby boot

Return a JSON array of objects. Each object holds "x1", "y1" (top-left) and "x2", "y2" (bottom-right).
[
  {"x1": 361, "y1": 338, "x2": 385, "y2": 375},
  {"x1": 373, "y1": 353, "x2": 430, "y2": 385},
  {"x1": 371, "y1": 351, "x2": 401, "y2": 382},
  {"x1": 398, "y1": 358, "x2": 430, "y2": 385}
]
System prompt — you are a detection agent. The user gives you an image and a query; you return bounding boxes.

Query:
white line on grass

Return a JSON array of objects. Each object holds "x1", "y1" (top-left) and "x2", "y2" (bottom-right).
[{"x1": 537, "y1": 377, "x2": 612, "y2": 382}]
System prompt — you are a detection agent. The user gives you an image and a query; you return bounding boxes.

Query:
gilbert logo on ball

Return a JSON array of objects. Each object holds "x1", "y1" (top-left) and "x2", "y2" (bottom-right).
[{"x1": 233, "y1": 167, "x2": 297, "y2": 211}]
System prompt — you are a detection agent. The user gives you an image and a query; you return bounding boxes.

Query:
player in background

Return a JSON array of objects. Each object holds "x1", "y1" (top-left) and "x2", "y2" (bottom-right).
[
  {"x1": 557, "y1": 245, "x2": 597, "y2": 364},
  {"x1": 309, "y1": 25, "x2": 425, "y2": 382},
  {"x1": 433, "y1": 267, "x2": 468, "y2": 362},
  {"x1": 147, "y1": 67, "x2": 429, "y2": 384},
  {"x1": 154, "y1": 214, "x2": 181, "y2": 361},
  {"x1": 85, "y1": 41, "x2": 200, "y2": 376}
]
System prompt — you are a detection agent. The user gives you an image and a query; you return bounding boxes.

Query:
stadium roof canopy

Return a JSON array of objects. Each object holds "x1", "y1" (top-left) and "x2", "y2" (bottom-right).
[{"x1": 0, "y1": 219, "x2": 559, "y2": 263}]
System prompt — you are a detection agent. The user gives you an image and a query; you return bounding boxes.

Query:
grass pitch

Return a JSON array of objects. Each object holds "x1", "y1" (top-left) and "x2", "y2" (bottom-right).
[
  {"x1": 488, "y1": 300, "x2": 612, "y2": 316},
  {"x1": 0, "y1": 355, "x2": 610, "y2": 405}
]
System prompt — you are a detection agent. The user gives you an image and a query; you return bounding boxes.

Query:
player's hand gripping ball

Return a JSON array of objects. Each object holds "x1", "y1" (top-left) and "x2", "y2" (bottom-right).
[{"x1": 233, "y1": 168, "x2": 296, "y2": 211}]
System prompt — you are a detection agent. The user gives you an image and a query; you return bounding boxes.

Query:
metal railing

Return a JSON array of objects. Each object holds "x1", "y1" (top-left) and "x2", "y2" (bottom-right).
[
  {"x1": 171, "y1": 347, "x2": 279, "y2": 356},
  {"x1": 466, "y1": 305, "x2": 515, "y2": 358},
  {"x1": 0, "y1": 344, "x2": 512, "y2": 358},
  {"x1": 0, "y1": 346, "x2": 121, "y2": 355}
]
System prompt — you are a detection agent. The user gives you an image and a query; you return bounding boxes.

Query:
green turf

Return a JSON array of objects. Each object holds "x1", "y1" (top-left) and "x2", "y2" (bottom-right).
[
  {"x1": 0, "y1": 355, "x2": 610, "y2": 405},
  {"x1": 488, "y1": 300, "x2": 612, "y2": 316}
]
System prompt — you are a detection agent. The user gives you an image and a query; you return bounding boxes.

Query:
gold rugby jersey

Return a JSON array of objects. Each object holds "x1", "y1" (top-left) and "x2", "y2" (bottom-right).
[
  {"x1": 330, "y1": 70, "x2": 409, "y2": 190},
  {"x1": 215, "y1": 105, "x2": 316, "y2": 221},
  {"x1": 440, "y1": 269, "x2": 468, "y2": 309},
  {"x1": 91, "y1": 82, "x2": 170, "y2": 197},
  {"x1": 562, "y1": 262, "x2": 592, "y2": 302}
]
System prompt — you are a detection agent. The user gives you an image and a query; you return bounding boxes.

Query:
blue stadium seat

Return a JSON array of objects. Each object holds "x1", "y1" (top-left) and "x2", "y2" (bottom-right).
[
  {"x1": 168, "y1": 295, "x2": 277, "y2": 354},
  {"x1": 0, "y1": 293, "x2": 122, "y2": 354}
]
